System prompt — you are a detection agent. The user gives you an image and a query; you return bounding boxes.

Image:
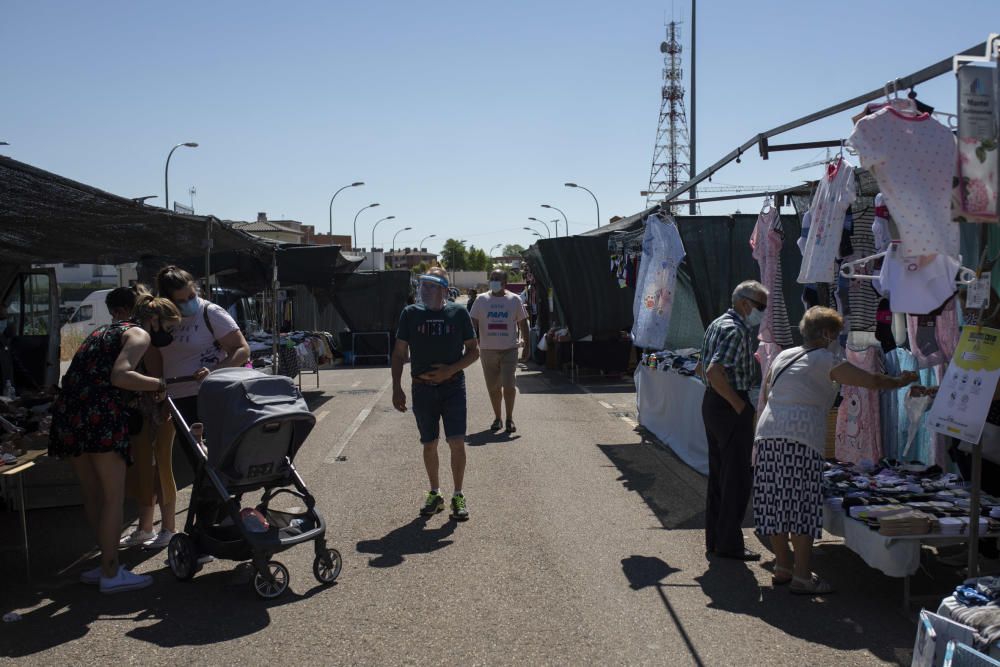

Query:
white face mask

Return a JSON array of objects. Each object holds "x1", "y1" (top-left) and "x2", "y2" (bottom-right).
[
  {"x1": 744, "y1": 307, "x2": 764, "y2": 328},
  {"x1": 489, "y1": 280, "x2": 503, "y2": 293}
]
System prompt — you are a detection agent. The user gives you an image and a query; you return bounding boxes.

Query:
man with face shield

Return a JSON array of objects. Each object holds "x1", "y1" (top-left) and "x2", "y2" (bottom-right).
[{"x1": 392, "y1": 267, "x2": 480, "y2": 521}]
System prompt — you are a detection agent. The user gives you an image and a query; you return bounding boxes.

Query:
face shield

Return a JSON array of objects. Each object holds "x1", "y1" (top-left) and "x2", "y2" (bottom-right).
[{"x1": 417, "y1": 274, "x2": 449, "y2": 311}]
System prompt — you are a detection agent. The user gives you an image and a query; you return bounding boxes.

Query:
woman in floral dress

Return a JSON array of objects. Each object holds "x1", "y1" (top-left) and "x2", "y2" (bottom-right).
[{"x1": 49, "y1": 293, "x2": 180, "y2": 594}]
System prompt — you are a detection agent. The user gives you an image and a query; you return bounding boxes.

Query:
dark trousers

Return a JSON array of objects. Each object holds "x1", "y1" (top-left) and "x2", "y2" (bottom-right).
[{"x1": 702, "y1": 389, "x2": 755, "y2": 554}]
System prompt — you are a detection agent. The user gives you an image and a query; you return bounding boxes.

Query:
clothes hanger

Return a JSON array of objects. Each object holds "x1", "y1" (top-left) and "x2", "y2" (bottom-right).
[{"x1": 840, "y1": 244, "x2": 978, "y2": 284}]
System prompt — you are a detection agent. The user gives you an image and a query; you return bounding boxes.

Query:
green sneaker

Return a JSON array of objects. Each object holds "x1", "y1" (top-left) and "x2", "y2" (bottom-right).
[
  {"x1": 450, "y1": 494, "x2": 469, "y2": 521},
  {"x1": 420, "y1": 491, "x2": 444, "y2": 517}
]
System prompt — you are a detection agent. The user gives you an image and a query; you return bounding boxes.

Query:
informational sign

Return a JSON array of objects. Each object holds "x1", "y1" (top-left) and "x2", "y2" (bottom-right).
[
  {"x1": 173, "y1": 202, "x2": 194, "y2": 215},
  {"x1": 955, "y1": 65, "x2": 998, "y2": 222},
  {"x1": 967, "y1": 272, "x2": 992, "y2": 309},
  {"x1": 927, "y1": 326, "x2": 1000, "y2": 443}
]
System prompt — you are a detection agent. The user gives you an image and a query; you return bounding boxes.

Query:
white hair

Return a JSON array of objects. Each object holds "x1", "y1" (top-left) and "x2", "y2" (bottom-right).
[{"x1": 731, "y1": 280, "x2": 768, "y2": 306}]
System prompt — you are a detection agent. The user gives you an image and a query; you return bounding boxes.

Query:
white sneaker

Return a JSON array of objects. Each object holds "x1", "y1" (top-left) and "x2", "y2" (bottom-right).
[
  {"x1": 100, "y1": 566, "x2": 153, "y2": 594},
  {"x1": 119, "y1": 529, "x2": 156, "y2": 548},
  {"x1": 143, "y1": 530, "x2": 175, "y2": 550},
  {"x1": 79, "y1": 566, "x2": 102, "y2": 585}
]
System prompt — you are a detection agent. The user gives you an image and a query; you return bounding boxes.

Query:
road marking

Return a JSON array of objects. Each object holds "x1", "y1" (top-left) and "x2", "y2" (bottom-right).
[
  {"x1": 316, "y1": 410, "x2": 329, "y2": 423},
  {"x1": 351, "y1": 380, "x2": 361, "y2": 388},
  {"x1": 621, "y1": 416, "x2": 638, "y2": 428},
  {"x1": 325, "y1": 378, "x2": 391, "y2": 463},
  {"x1": 598, "y1": 400, "x2": 613, "y2": 410}
]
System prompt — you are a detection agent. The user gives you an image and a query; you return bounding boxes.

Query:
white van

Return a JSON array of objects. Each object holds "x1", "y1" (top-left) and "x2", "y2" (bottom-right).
[{"x1": 60, "y1": 289, "x2": 112, "y2": 342}]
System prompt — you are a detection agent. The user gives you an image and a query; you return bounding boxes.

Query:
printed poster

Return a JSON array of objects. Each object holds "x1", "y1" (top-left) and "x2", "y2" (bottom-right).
[{"x1": 926, "y1": 326, "x2": 1000, "y2": 443}]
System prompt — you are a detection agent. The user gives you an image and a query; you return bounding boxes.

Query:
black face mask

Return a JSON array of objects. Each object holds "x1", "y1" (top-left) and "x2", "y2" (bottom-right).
[{"x1": 149, "y1": 328, "x2": 174, "y2": 348}]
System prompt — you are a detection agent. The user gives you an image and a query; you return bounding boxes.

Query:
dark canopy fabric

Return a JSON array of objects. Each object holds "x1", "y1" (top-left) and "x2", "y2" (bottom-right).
[
  {"x1": 331, "y1": 270, "x2": 411, "y2": 333},
  {"x1": 0, "y1": 156, "x2": 267, "y2": 265},
  {"x1": 523, "y1": 236, "x2": 634, "y2": 340},
  {"x1": 137, "y1": 244, "x2": 362, "y2": 293}
]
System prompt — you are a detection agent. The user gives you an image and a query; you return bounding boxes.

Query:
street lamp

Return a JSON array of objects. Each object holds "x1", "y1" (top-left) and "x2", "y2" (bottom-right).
[
  {"x1": 489, "y1": 243, "x2": 502, "y2": 258},
  {"x1": 371, "y1": 215, "x2": 396, "y2": 252},
  {"x1": 523, "y1": 225, "x2": 544, "y2": 238},
  {"x1": 352, "y1": 203, "x2": 380, "y2": 250},
  {"x1": 391, "y1": 226, "x2": 413, "y2": 253},
  {"x1": 527, "y1": 217, "x2": 552, "y2": 237},
  {"x1": 564, "y1": 182, "x2": 601, "y2": 228},
  {"x1": 541, "y1": 204, "x2": 568, "y2": 236},
  {"x1": 329, "y1": 181, "x2": 364, "y2": 236},
  {"x1": 165, "y1": 142, "x2": 198, "y2": 212},
  {"x1": 419, "y1": 234, "x2": 437, "y2": 249}
]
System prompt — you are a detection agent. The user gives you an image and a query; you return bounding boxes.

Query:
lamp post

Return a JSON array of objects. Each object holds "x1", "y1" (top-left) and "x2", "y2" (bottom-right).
[
  {"x1": 391, "y1": 226, "x2": 413, "y2": 253},
  {"x1": 352, "y1": 203, "x2": 380, "y2": 250},
  {"x1": 165, "y1": 142, "x2": 198, "y2": 212},
  {"x1": 489, "y1": 243, "x2": 502, "y2": 258},
  {"x1": 329, "y1": 181, "x2": 364, "y2": 236},
  {"x1": 523, "y1": 225, "x2": 544, "y2": 238},
  {"x1": 527, "y1": 217, "x2": 552, "y2": 237},
  {"x1": 564, "y1": 182, "x2": 600, "y2": 228},
  {"x1": 419, "y1": 233, "x2": 436, "y2": 249},
  {"x1": 371, "y1": 215, "x2": 396, "y2": 253},
  {"x1": 541, "y1": 204, "x2": 568, "y2": 236}
]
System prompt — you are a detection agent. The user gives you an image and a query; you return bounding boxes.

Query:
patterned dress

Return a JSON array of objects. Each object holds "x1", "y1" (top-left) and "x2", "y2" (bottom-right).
[{"x1": 49, "y1": 321, "x2": 138, "y2": 462}]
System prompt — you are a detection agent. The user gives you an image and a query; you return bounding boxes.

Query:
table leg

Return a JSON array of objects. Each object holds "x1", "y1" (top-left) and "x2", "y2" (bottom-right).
[
  {"x1": 903, "y1": 574, "x2": 910, "y2": 612},
  {"x1": 18, "y1": 472, "x2": 29, "y2": 581}
]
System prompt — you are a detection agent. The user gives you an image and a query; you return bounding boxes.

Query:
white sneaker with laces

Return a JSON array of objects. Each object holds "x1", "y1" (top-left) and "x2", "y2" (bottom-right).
[
  {"x1": 100, "y1": 566, "x2": 153, "y2": 594},
  {"x1": 119, "y1": 529, "x2": 155, "y2": 548},
  {"x1": 79, "y1": 566, "x2": 102, "y2": 585},
  {"x1": 143, "y1": 530, "x2": 175, "y2": 550}
]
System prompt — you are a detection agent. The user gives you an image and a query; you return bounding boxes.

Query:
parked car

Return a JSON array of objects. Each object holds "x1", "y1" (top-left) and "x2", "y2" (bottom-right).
[{"x1": 59, "y1": 289, "x2": 112, "y2": 343}]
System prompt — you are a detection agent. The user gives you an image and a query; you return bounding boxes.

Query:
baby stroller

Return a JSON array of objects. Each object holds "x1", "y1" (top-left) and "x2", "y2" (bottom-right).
[{"x1": 166, "y1": 367, "x2": 341, "y2": 599}]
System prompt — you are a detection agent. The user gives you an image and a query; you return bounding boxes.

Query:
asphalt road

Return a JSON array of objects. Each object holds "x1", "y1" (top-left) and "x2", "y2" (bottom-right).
[{"x1": 2, "y1": 362, "x2": 927, "y2": 665}]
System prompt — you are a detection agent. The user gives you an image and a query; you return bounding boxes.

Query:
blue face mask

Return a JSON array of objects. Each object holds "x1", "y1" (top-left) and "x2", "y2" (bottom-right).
[{"x1": 177, "y1": 298, "x2": 199, "y2": 318}]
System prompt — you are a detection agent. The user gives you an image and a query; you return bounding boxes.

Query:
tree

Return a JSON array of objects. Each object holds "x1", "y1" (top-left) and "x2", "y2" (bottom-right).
[
  {"x1": 467, "y1": 246, "x2": 490, "y2": 271},
  {"x1": 503, "y1": 244, "x2": 525, "y2": 257},
  {"x1": 412, "y1": 261, "x2": 429, "y2": 275},
  {"x1": 441, "y1": 238, "x2": 468, "y2": 270}
]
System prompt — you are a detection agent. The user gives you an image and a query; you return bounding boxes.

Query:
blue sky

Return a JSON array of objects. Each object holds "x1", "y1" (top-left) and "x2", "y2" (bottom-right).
[{"x1": 2, "y1": 2, "x2": 997, "y2": 256}]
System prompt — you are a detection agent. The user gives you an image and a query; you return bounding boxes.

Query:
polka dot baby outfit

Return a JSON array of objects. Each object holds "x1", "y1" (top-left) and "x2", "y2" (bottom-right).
[{"x1": 848, "y1": 108, "x2": 959, "y2": 258}]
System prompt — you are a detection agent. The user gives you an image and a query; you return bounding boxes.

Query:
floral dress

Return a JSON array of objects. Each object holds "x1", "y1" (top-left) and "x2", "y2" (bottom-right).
[{"x1": 49, "y1": 321, "x2": 138, "y2": 462}]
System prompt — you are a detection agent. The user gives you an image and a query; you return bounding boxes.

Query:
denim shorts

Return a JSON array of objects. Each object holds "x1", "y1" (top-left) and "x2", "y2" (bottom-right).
[{"x1": 411, "y1": 373, "x2": 467, "y2": 444}]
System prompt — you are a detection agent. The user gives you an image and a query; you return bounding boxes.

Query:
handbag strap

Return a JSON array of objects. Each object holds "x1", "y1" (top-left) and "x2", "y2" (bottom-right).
[{"x1": 769, "y1": 348, "x2": 813, "y2": 388}]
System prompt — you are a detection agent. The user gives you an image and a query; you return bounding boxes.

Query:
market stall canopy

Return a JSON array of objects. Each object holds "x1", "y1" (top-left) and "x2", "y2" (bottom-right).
[
  {"x1": 524, "y1": 236, "x2": 633, "y2": 340},
  {"x1": 0, "y1": 156, "x2": 267, "y2": 265},
  {"x1": 138, "y1": 243, "x2": 363, "y2": 292},
  {"x1": 331, "y1": 270, "x2": 411, "y2": 333}
]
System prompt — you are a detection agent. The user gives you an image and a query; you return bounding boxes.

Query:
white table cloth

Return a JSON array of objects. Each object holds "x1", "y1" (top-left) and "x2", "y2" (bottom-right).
[{"x1": 635, "y1": 365, "x2": 709, "y2": 475}]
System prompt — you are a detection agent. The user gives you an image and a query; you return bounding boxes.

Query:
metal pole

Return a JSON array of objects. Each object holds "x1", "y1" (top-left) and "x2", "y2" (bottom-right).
[
  {"x1": 577, "y1": 186, "x2": 600, "y2": 228},
  {"x1": 688, "y1": 0, "x2": 696, "y2": 215},
  {"x1": 271, "y1": 250, "x2": 279, "y2": 375},
  {"x1": 204, "y1": 217, "x2": 213, "y2": 297},
  {"x1": 165, "y1": 145, "x2": 179, "y2": 211},
  {"x1": 543, "y1": 205, "x2": 569, "y2": 237}
]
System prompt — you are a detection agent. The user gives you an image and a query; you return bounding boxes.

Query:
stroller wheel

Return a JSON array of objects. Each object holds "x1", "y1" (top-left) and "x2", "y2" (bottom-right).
[
  {"x1": 168, "y1": 533, "x2": 200, "y2": 581},
  {"x1": 313, "y1": 548, "x2": 342, "y2": 585},
  {"x1": 253, "y1": 561, "x2": 289, "y2": 599}
]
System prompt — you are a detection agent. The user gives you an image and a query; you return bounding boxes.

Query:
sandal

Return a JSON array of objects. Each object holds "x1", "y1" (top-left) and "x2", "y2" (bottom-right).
[
  {"x1": 790, "y1": 574, "x2": 834, "y2": 595},
  {"x1": 771, "y1": 565, "x2": 793, "y2": 586}
]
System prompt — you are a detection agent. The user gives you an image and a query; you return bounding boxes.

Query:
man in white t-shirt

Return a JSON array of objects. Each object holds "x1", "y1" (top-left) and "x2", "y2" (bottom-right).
[{"x1": 469, "y1": 269, "x2": 529, "y2": 434}]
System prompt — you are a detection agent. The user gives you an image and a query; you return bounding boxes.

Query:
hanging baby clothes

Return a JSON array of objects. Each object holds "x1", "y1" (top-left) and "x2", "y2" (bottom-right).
[
  {"x1": 632, "y1": 214, "x2": 686, "y2": 349},
  {"x1": 906, "y1": 295, "x2": 960, "y2": 369},
  {"x1": 877, "y1": 246, "x2": 960, "y2": 314},
  {"x1": 845, "y1": 203, "x2": 880, "y2": 332},
  {"x1": 848, "y1": 108, "x2": 960, "y2": 258},
  {"x1": 871, "y1": 193, "x2": 893, "y2": 253},
  {"x1": 798, "y1": 159, "x2": 856, "y2": 284},
  {"x1": 835, "y1": 345, "x2": 883, "y2": 466},
  {"x1": 750, "y1": 205, "x2": 793, "y2": 347}
]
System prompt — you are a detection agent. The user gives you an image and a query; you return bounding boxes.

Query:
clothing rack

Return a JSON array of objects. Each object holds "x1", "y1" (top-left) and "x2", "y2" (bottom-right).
[{"x1": 661, "y1": 40, "x2": 990, "y2": 205}]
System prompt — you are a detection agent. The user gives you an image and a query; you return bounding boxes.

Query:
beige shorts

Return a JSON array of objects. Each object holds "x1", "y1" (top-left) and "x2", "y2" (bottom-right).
[{"x1": 480, "y1": 347, "x2": 518, "y2": 391}]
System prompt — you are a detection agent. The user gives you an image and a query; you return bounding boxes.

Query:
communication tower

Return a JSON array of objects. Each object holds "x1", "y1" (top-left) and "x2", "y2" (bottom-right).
[{"x1": 645, "y1": 21, "x2": 693, "y2": 213}]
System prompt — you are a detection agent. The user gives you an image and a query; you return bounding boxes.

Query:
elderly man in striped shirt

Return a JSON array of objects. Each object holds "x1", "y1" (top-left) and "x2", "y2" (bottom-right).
[{"x1": 700, "y1": 280, "x2": 769, "y2": 562}]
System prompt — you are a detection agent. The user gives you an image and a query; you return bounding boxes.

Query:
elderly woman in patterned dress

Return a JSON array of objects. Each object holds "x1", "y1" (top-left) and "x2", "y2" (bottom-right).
[{"x1": 753, "y1": 306, "x2": 917, "y2": 595}]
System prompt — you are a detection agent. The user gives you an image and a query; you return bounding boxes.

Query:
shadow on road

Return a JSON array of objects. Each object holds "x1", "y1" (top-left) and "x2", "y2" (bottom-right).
[
  {"x1": 0, "y1": 567, "x2": 334, "y2": 657},
  {"x1": 466, "y1": 428, "x2": 520, "y2": 447},
  {"x1": 356, "y1": 516, "x2": 457, "y2": 568}
]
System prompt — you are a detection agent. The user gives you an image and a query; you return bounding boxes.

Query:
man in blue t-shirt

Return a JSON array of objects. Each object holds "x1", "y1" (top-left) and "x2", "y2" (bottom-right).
[{"x1": 392, "y1": 267, "x2": 479, "y2": 521}]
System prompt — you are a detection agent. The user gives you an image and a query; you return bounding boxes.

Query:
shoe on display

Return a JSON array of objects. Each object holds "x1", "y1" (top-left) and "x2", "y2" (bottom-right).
[
  {"x1": 450, "y1": 494, "x2": 469, "y2": 521},
  {"x1": 79, "y1": 566, "x2": 102, "y2": 585},
  {"x1": 420, "y1": 491, "x2": 445, "y2": 517},
  {"x1": 100, "y1": 566, "x2": 153, "y2": 594},
  {"x1": 119, "y1": 529, "x2": 156, "y2": 548},
  {"x1": 143, "y1": 530, "x2": 175, "y2": 550}
]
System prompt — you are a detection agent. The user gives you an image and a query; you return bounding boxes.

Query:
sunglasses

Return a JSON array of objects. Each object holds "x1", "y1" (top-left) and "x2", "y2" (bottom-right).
[{"x1": 743, "y1": 296, "x2": 767, "y2": 311}]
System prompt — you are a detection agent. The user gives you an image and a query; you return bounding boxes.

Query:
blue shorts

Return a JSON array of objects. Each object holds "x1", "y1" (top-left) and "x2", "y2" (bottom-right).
[{"x1": 411, "y1": 373, "x2": 467, "y2": 444}]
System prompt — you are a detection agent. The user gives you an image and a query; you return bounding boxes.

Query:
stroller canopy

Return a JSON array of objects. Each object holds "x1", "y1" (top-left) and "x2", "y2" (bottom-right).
[{"x1": 197, "y1": 368, "x2": 316, "y2": 469}]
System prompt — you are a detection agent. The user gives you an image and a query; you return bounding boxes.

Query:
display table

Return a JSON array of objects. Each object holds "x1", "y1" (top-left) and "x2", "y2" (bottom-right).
[
  {"x1": 824, "y1": 505, "x2": 1000, "y2": 609},
  {"x1": 0, "y1": 448, "x2": 48, "y2": 579},
  {"x1": 635, "y1": 365, "x2": 709, "y2": 475}
]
